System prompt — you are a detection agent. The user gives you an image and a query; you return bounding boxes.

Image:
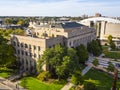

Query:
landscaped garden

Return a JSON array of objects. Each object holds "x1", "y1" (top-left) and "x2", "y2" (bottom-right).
[
  {"x1": 0, "y1": 67, "x2": 13, "y2": 78},
  {"x1": 84, "y1": 68, "x2": 120, "y2": 90},
  {"x1": 20, "y1": 77, "x2": 66, "y2": 90},
  {"x1": 102, "y1": 45, "x2": 120, "y2": 59},
  {"x1": 104, "y1": 51, "x2": 120, "y2": 59}
]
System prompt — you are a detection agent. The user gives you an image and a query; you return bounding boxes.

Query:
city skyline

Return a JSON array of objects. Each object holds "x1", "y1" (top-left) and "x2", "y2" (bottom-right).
[{"x1": 0, "y1": 0, "x2": 120, "y2": 16}]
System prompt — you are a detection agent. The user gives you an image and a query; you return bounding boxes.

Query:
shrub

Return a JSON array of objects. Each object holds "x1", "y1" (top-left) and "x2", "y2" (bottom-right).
[
  {"x1": 107, "y1": 62, "x2": 115, "y2": 72},
  {"x1": 92, "y1": 58, "x2": 99, "y2": 66},
  {"x1": 37, "y1": 71, "x2": 51, "y2": 81}
]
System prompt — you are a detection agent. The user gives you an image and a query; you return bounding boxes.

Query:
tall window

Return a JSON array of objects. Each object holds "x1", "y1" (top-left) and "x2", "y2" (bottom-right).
[
  {"x1": 38, "y1": 55, "x2": 41, "y2": 58},
  {"x1": 21, "y1": 43, "x2": 23, "y2": 47},
  {"x1": 30, "y1": 53, "x2": 32, "y2": 57},
  {"x1": 38, "y1": 46, "x2": 40, "y2": 51},
  {"x1": 21, "y1": 50, "x2": 24, "y2": 55},
  {"x1": 25, "y1": 44, "x2": 28, "y2": 48},
  {"x1": 34, "y1": 53, "x2": 36, "y2": 58},
  {"x1": 13, "y1": 41, "x2": 16, "y2": 46},
  {"x1": 17, "y1": 42, "x2": 19, "y2": 47},
  {"x1": 29, "y1": 44, "x2": 31, "y2": 49},
  {"x1": 34, "y1": 45, "x2": 36, "y2": 50},
  {"x1": 25, "y1": 52, "x2": 28, "y2": 56},
  {"x1": 18, "y1": 50, "x2": 20, "y2": 54}
]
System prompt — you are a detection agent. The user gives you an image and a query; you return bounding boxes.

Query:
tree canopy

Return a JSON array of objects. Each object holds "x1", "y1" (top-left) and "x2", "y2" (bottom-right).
[
  {"x1": 38, "y1": 44, "x2": 80, "y2": 80},
  {"x1": 87, "y1": 40, "x2": 102, "y2": 56},
  {"x1": 0, "y1": 34, "x2": 16, "y2": 67},
  {"x1": 76, "y1": 44, "x2": 89, "y2": 63}
]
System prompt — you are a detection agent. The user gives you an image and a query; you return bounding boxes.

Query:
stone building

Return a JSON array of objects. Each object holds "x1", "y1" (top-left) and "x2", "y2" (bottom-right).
[{"x1": 11, "y1": 22, "x2": 96, "y2": 73}]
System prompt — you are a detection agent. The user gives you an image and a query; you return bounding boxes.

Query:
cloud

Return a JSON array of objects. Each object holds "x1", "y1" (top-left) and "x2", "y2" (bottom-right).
[{"x1": 0, "y1": 0, "x2": 120, "y2": 16}]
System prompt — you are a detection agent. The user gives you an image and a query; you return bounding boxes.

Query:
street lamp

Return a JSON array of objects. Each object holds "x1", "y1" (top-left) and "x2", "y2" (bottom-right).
[
  {"x1": 16, "y1": 81, "x2": 19, "y2": 90},
  {"x1": 112, "y1": 68, "x2": 118, "y2": 90}
]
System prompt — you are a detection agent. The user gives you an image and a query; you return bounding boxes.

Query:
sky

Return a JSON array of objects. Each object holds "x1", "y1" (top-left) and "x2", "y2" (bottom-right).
[{"x1": 0, "y1": 0, "x2": 120, "y2": 17}]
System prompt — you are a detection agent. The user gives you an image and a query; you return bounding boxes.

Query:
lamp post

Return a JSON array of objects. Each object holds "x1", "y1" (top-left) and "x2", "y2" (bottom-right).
[
  {"x1": 16, "y1": 81, "x2": 19, "y2": 90},
  {"x1": 112, "y1": 68, "x2": 118, "y2": 90}
]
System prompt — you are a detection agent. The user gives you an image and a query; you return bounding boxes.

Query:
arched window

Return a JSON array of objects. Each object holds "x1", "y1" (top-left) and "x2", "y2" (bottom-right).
[
  {"x1": 21, "y1": 43, "x2": 23, "y2": 47},
  {"x1": 25, "y1": 44, "x2": 28, "y2": 48},
  {"x1": 13, "y1": 41, "x2": 16, "y2": 46}
]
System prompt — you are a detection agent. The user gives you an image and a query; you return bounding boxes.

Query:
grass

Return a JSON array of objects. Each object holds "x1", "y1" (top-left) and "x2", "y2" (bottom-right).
[
  {"x1": 102, "y1": 45, "x2": 120, "y2": 59},
  {"x1": 0, "y1": 67, "x2": 13, "y2": 78},
  {"x1": 84, "y1": 68, "x2": 120, "y2": 90},
  {"x1": 20, "y1": 77, "x2": 66, "y2": 90},
  {"x1": 104, "y1": 51, "x2": 120, "y2": 59}
]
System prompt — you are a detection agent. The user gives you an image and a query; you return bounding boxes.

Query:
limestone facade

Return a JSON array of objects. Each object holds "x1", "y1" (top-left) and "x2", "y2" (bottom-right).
[{"x1": 11, "y1": 22, "x2": 96, "y2": 72}]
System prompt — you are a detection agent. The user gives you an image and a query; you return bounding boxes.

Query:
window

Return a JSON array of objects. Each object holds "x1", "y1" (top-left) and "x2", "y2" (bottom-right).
[
  {"x1": 69, "y1": 42, "x2": 71, "y2": 46},
  {"x1": 17, "y1": 42, "x2": 19, "y2": 47},
  {"x1": 25, "y1": 44, "x2": 28, "y2": 48},
  {"x1": 13, "y1": 41, "x2": 16, "y2": 46},
  {"x1": 26, "y1": 59, "x2": 28, "y2": 65},
  {"x1": 29, "y1": 53, "x2": 32, "y2": 57},
  {"x1": 29, "y1": 45, "x2": 31, "y2": 49},
  {"x1": 33, "y1": 45, "x2": 36, "y2": 50},
  {"x1": 14, "y1": 49, "x2": 17, "y2": 54},
  {"x1": 18, "y1": 50, "x2": 20, "y2": 54},
  {"x1": 21, "y1": 43, "x2": 23, "y2": 47},
  {"x1": 38, "y1": 55, "x2": 41, "y2": 58},
  {"x1": 22, "y1": 58, "x2": 24, "y2": 64},
  {"x1": 25, "y1": 52, "x2": 28, "y2": 56},
  {"x1": 37, "y1": 32, "x2": 39, "y2": 35},
  {"x1": 34, "y1": 54, "x2": 36, "y2": 58},
  {"x1": 21, "y1": 50, "x2": 24, "y2": 55},
  {"x1": 38, "y1": 46, "x2": 40, "y2": 51}
]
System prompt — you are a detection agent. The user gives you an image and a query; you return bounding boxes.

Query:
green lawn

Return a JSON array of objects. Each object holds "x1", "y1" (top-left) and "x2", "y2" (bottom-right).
[
  {"x1": 104, "y1": 51, "x2": 120, "y2": 59},
  {"x1": 0, "y1": 68, "x2": 13, "y2": 78},
  {"x1": 102, "y1": 45, "x2": 120, "y2": 59},
  {"x1": 20, "y1": 77, "x2": 66, "y2": 90},
  {"x1": 84, "y1": 68, "x2": 120, "y2": 90}
]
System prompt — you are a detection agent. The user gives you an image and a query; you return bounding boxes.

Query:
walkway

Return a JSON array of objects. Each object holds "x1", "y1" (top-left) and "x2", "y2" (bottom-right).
[
  {"x1": 0, "y1": 77, "x2": 26, "y2": 90},
  {"x1": 61, "y1": 82, "x2": 74, "y2": 90}
]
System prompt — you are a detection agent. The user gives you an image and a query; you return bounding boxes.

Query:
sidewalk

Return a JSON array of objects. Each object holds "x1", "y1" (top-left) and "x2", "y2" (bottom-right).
[{"x1": 0, "y1": 76, "x2": 26, "y2": 90}]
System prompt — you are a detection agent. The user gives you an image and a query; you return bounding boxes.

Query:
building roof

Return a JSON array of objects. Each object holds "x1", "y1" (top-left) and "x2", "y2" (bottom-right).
[
  {"x1": 80, "y1": 17, "x2": 120, "y2": 24},
  {"x1": 41, "y1": 22, "x2": 85, "y2": 29}
]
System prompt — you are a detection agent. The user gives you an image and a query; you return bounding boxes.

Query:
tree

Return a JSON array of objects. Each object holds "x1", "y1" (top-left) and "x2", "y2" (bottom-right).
[
  {"x1": 110, "y1": 42, "x2": 116, "y2": 50},
  {"x1": 37, "y1": 44, "x2": 66, "y2": 77},
  {"x1": 0, "y1": 34, "x2": 16, "y2": 67},
  {"x1": 87, "y1": 40, "x2": 102, "y2": 56},
  {"x1": 5, "y1": 18, "x2": 12, "y2": 24},
  {"x1": 71, "y1": 71, "x2": 84, "y2": 85},
  {"x1": 92, "y1": 58, "x2": 99, "y2": 66},
  {"x1": 67, "y1": 48, "x2": 79, "y2": 73},
  {"x1": 37, "y1": 45, "x2": 80, "y2": 80},
  {"x1": 56, "y1": 56, "x2": 71, "y2": 80},
  {"x1": 107, "y1": 35, "x2": 116, "y2": 50},
  {"x1": 107, "y1": 62, "x2": 115, "y2": 72},
  {"x1": 0, "y1": 44, "x2": 16, "y2": 67},
  {"x1": 76, "y1": 44, "x2": 89, "y2": 63},
  {"x1": 108, "y1": 35, "x2": 113, "y2": 44}
]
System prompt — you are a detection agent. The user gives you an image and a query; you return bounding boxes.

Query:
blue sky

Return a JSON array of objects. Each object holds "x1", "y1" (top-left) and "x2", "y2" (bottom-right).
[{"x1": 0, "y1": 0, "x2": 120, "y2": 16}]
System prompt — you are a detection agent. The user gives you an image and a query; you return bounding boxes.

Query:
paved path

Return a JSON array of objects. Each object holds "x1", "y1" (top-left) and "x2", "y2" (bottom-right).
[
  {"x1": 82, "y1": 65, "x2": 92, "y2": 75},
  {"x1": 0, "y1": 77, "x2": 26, "y2": 90},
  {"x1": 0, "y1": 83, "x2": 13, "y2": 90},
  {"x1": 61, "y1": 82, "x2": 74, "y2": 90}
]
